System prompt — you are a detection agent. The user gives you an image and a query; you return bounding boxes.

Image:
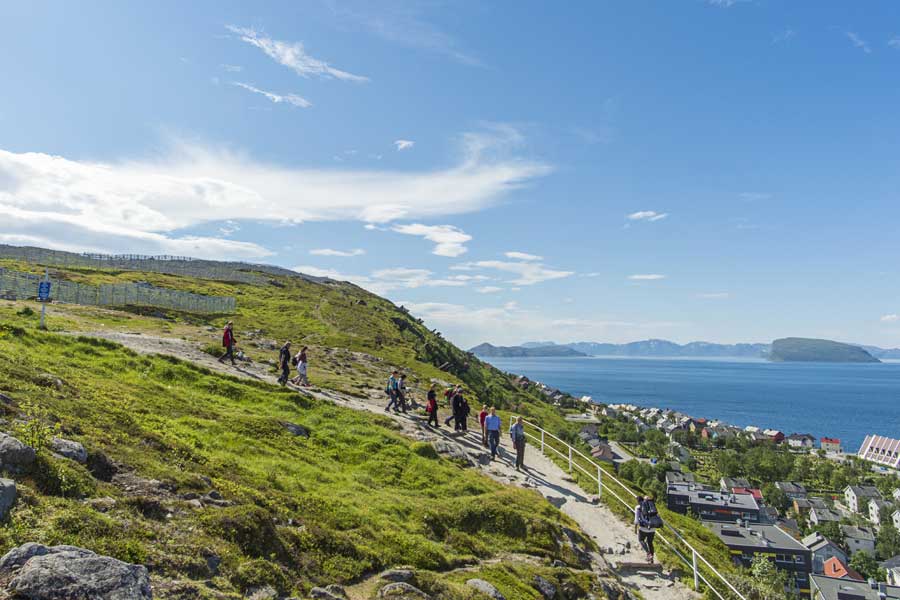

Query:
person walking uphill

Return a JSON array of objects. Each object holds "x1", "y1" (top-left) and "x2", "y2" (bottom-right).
[
  {"x1": 425, "y1": 384, "x2": 439, "y2": 427},
  {"x1": 485, "y1": 407, "x2": 501, "y2": 460},
  {"x1": 384, "y1": 371, "x2": 401, "y2": 412},
  {"x1": 444, "y1": 386, "x2": 460, "y2": 428},
  {"x1": 291, "y1": 346, "x2": 309, "y2": 387},
  {"x1": 277, "y1": 341, "x2": 292, "y2": 385},
  {"x1": 634, "y1": 494, "x2": 662, "y2": 563},
  {"x1": 510, "y1": 416, "x2": 526, "y2": 471},
  {"x1": 218, "y1": 321, "x2": 236, "y2": 365},
  {"x1": 479, "y1": 405, "x2": 489, "y2": 447}
]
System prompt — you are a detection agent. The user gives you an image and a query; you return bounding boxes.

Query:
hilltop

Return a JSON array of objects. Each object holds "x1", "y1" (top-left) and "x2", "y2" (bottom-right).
[
  {"x1": 469, "y1": 343, "x2": 586, "y2": 358},
  {"x1": 769, "y1": 337, "x2": 881, "y2": 363}
]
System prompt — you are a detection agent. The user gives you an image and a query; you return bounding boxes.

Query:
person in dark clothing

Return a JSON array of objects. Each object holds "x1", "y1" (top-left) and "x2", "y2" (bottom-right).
[
  {"x1": 277, "y1": 341, "x2": 292, "y2": 386},
  {"x1": 397, "y1": 374, "x2": 408, "y2": 413},
  {"x1": 451, "y1": 391, "x2": 464, "y2": 431},
  {"x1": 510, "y1": 416, "x2": 526, "y2": 471},
  {"x1": 426, "y1": 384, "x2": 439, "y2": 427},
  {"x1": 444, "y1": 385, "x2": 461, "y2": 427},
  {"x1": 218, "y1": 321, "x2": 236, "y2": 365},
  {"x1": 459, "y1": 395, "x2": 470, "y2": 432}
]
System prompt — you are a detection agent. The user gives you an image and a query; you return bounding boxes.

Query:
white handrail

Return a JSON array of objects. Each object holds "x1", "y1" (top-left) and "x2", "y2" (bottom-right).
[{"x1": 510, "y1": 416, "x2": 747, "y2": 600}]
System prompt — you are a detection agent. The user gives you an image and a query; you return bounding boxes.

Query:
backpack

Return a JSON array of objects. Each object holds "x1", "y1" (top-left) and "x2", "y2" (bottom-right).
[
  {"x1": 640, "y1": 500, "x2": 664, "y2": 529},
  {"x1": 291, "y1": 356, "x2": 299, "y2": 367}
]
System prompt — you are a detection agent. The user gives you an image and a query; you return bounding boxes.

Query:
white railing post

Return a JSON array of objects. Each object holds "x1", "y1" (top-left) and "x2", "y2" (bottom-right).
[
  {"x1": 568, "y1": 446, "x2": 572, "y2": 472},
  {"x1": 541, "y1": 430, "x2": 545, "y2": 453},
  {"x1": 692, "y1": 549, "x2": 699, "y2": 590},
  {"x1": 597, "y1": 465, "x2": 602, "y2": 497}
]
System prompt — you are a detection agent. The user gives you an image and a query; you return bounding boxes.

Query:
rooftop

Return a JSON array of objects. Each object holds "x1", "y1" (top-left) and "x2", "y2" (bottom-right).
[
  {"x1": 706, "y1": 522, "x2": 807, "y2": 552},
  {"x1": 811, "y1": 575, "x2": 900, "y2": 600},
  {"x1": 840, "y1": 525, "x2": 876, "y2": 542},
  {"x1": 670, "y1": 484, "x2": 761, "y2": 511}
]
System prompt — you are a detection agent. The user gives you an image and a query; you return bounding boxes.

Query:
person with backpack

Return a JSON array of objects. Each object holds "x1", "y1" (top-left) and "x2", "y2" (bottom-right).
[
  {"x1": 444, "y1": 385, "x2": 460, "y2": 427},
  {"x1": 485, "y1": 407, "x2": 502, "y2": 460},
  {"x1": 634, "y1": 494, "x2": 662, "y2": 563},
  {"x1": 510, "y1": 416, "x2": 526, "y2": 471},
  {"x1": 218, "y1": 321, "x2": 236, "y2": 365},
  {"x1": 397, "y1": 374, "x2": 409, "y2": 413},
  {"x1": 478, "y1": 405, "x2": 489, "y2": 447},
  {"x1": 459, "y1": 394, "x2": 470, "y2": 432},
  {"x1": 425, "y1": 384, "x2": 439, "y2": 427},
  {"x1": 384, "y1": 371, "x2": 400, "y2": 412},
  {"x1": 291, "y1": 346, "x2": 309, "y2": 386},
  {"x1": 277, "y1": 341, "x2": 292, "y2": 386}
]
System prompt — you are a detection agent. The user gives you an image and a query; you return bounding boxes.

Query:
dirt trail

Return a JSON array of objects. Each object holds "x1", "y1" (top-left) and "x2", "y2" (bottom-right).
[{"x1": 75, "y1": 330, "x2": 699, "y2": 600}]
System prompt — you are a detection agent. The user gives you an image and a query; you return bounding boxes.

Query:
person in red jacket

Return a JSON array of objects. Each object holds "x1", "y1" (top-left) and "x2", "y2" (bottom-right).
[
  {"x1": 425, "y1": 384, "x2": 439, "y2": 427},
  {"x1": 218, "y1": 321, "x2": 236, "y2": 365},
  {"x1": 479, "y1": 405, "x2": 489, "y2": 447}
]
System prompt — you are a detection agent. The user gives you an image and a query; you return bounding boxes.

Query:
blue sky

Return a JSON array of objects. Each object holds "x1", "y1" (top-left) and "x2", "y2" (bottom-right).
[{"x1": 2, "y1": 1, "x2": 900, "y2": 348}]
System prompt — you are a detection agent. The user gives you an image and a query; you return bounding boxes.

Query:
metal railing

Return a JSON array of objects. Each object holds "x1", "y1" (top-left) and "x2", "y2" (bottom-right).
[{"x1": 510, "y1": 416, "x2": 747, "y2": 600}]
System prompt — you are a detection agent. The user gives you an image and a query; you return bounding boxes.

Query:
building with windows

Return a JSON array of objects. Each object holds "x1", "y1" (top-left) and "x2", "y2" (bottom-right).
[
  {"x1": 821, "y1": 437, "x2": 842, "y2": 453},
  {"x1": 666, "y1": 482, "x2": 763, "y2": 523},
  {"x1": 870, "y1": 498, "x2": 894, "y2": 526},
  {"x1": 840, "y1": 525, "x2": 876, "y2": 556},
  {"x1": 802, "y1": 532, "x2": 849, "y2": 574},
  {"x1": 858, "y1": 434, "x2": 900, "y2": 469},
  {"x1": 776, "y1": 481, "x2": 808, "y2": 499},
  {"x1": 707, "y1": 522, "x2": 811, "y2": 596},
  {"x1": 811, "y1": 576, "x2": 900, "y2": 600},
  {"x1": 845, "y1": 485, "x2": 883, "y2": 514}
]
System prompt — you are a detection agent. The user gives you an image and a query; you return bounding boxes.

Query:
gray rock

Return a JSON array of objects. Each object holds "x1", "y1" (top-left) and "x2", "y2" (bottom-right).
[
  {"x1": 324, "y1": 584, "x2": 348, "y2": 598},
  {"x1": 185, "y1": 499, "x2": 204, "y2": 510},
  {"x1": 50, "y1": 437, "x2": 87, "y2": 463},
  {"x1": 378, "y1": 582, "x2": 430, "y2": 599},
  {"x1": 0, "y1": 393, "x2": 13, "y2": 405},
  {"x1": 466, "y1": 579, "x2": 506, "y2": 600},
  {"x1": 547, "y1": 496, "x2": 567, "y2": 509},
  {"x1": 0, "y1": 478, "x2": 15, "y2": 520},
  {"x1": 310, "y1": 586, "x2": 347, "y2": 600},
  {"x1": 0, "y1": 433, "x2": 35, "y2": 473},
  {"x1": 282, "y1": 422, "x2": 309, "y2": 438},
  {"x1": 85, "y1": 497, "x2": 117, "y2": 513},
  {"x1": 470, "y1": 452, "x2": 492, "y2": 466},
  {"x1": 246, "y1": 586, "x2": 277, "y2": 600},
  {"x1": 431, "y1": 441, "x2": 471, "y2": 464},
  {"x1": 532, "y1": 575, "x2": 556, "y2": 600},
  {"x1": 0, "y1": 543, "x2": 151, "y2": 600},
  {"x1": 380, "y1": 568, "x2": 414, "y2": 582}
]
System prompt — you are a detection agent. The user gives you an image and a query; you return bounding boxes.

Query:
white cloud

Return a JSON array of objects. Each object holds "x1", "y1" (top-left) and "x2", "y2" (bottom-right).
[
  {"x1": 627, "y1": 210, "x2": 668, "y2": 222},
  {"x1": 0, "y1": 126, "x2": 548, "y2": 258},
  {"x1": 221, "y1": 64, "x2": 243, "y2": 72},
  {"x1": 391, "y1": 223, "x2": 472, "y2": 257},
  {"x1": 231, "y1": 82, "x2": 312, "y2": 108},
  {"x1": 219, "y1": 220, "x2": 241, "y2": 236},
  {"x1": 504, "y1": 251, "x2": 543, "y2": 261},
  {"x1": 697, "y1": 292, "x2": 729, "y2": 299},
  {"x1": 477, "y1": 286, "x2": 504, "y2": 294},
  {"x1": 394, "y1": 140, "x2": 415, "y2": 151},
  {"x1": 889, "y1": 37, "x2": 900, "y2": 49},
  {"x1": 628, "y1": 274, "x2": 666, "y2": 281},
  {"x1": 226, "y1": 25, "x2": 369, "y2": 82},
  {"x1": 847, "y1": 32, "x2": 872, "y2": 54},
  {"x1": 881, "y1": 314, "x2": 899, "y2": 323},
  {"x1": 309, "y1": 248, "x2": 365, "y2": 257},
  {"x1": 457, "y1": 260, "x2": 574, "y2": 286}
]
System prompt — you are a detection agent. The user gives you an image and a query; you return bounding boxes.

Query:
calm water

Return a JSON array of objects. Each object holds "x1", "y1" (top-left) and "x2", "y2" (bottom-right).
[{"x1": 485, "y1": 356, "x2": 900, "y2": 452}]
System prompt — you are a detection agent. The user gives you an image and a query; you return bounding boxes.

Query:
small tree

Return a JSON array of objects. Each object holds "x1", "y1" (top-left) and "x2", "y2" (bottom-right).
[
  {"x1": 877, "y1": 522, "x2": 900, "y2": 560},
  {"x1": 750, "y1": 554, "x2": 790, "y2": 599},
  {"x1": 850, "y1": 551, "x2": 884, "y2": 581}
]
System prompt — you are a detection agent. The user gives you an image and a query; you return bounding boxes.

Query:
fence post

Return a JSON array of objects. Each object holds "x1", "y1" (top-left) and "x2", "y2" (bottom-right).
[
  {"x1": 598, "y1": 465, "x2": 602, "y2": 497},
  {"x1": 568, "y1": 446, "x2": 572, "y2": 472},
  {"x1": 541, "y1": 430, "x2": 545, "y2": 453},
  {"x1": 692, "y1": 549, "x2": 699, "y2": 590}
]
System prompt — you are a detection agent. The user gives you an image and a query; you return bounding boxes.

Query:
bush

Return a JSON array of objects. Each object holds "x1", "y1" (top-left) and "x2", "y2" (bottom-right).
[
  {"x1": 16, "y1": 307, "x2": 35, "y2": 317},
  {"x1": 32, "y1": 454, "x2": 96, "y2": 498},
  {"x1": 411, "y1": 441, "x2": 439, "y2": 459},
  {"x1": 232, "y1": 558, "x2": 290, "y2": 593},
  {"x1": 202, "y1": 505, "x2": 287, "y2": 561}
]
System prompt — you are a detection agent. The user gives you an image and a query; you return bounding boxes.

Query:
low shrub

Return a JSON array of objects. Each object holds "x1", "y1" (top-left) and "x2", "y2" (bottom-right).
[{"x1": 32, "y1": 454, "x2": 96, "y2": 498}]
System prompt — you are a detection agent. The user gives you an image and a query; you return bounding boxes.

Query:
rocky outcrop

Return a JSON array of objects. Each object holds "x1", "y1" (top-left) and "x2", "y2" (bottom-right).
[
  {"x1": 50, "y1": 437, "x2": 87, "y2": 463},
  {"x1": 380, "y1": 568, "x2": 415, "y2": 583},
  {"x1": 0, "y1": 543, "x2": 151, "y2": 599},
  {"x1": 0, "y1": 479, "x2": 17, "y2": 520},
  {"x1": 532, "y1": 575, "x2": 556, "y2": 600},
  {"x1": 282, "y1": 422, "x2": 310, "y2": 438},
  {"x1": 0, "y1": 433, "x2": 36, "y2": 473},
  {"x1": 377, "y1": 582, "x2": 430, "y2": 599},
  {"x1": 310, "y1": 585, "x2": 348, "y2": 600},
  {"x1": 466, "y1": 579, "x2": 506, "y2": 599}
]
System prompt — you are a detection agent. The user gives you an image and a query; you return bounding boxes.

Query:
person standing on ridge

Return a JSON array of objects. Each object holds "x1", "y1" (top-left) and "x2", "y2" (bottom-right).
[
  {"x1": 218, "y1": 321, "x2": 236, "y2": 365},
  {"x1": 385, "y1": 371, "x2": 400, "y2": 412},
  {"x1": 460, "y1": 394, "x2": 470, "y2": 432},
  {"x1": 292, "y1": 346, "x2": 309, "y2": 386},
  {"x1": 479, "y1": 405, "x2": 489, "y2": 447},
  {"x1": 277, "y1": 341, "x2": 292, "y2": 386},
  {"x1": 426, "y1": 384, "x2": 439, "y2": 427},
  {"x1": 485, "y1": 407, "x2": 502, "y2": 460},
  {"x1": 510, "y1": 416, "x2": 526, "y2": 471}
]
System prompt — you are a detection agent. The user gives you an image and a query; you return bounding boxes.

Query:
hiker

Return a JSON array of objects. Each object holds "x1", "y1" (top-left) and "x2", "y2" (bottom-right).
[
  {"x1": 426, "y1": 384, "x2": 439, "y2": 427},
  {"x1": 510, "y1": 416, "x2": 526, "y2": 471},
  {"x1": 291, "y1": 346, "x2": 309, "y2": 386},
  {"x1": 218, "y1": 321, "x2": 236, "y2": 365},
  {"x1": 397, "y1": 374, "x2": 409, "y2": 413},
  {"x1": 634, "y1": 494, "x2": 662, "y2": 563},
  {"x1": 459, "y1": 394, "x2": 470, "y2": 432},
  {"x1": 277, "y1": 341, "x2": 292, "y2": 386},
  {"x1": 444, "y1": 385, "x2": 460, "y2": 427},
  {"x1": 384, "y1": 371, "x2": 400, "y2": 412},
  {"x1": 485, "y1": 407, "x2": 501, "y2": 460},
  {"x1": 450, "y1": 389, "x2": 465, "y2": 431},
  {"x1": 478, "y1": 405, "x2": 489, "y2": 447}
]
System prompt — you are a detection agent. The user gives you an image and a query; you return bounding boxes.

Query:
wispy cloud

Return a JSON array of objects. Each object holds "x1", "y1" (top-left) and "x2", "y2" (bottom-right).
[
  {"x1": 394, "y1": 140, "x2": 415, "y2": 151},
  {"x1": 0, "y1": 126, "x2": 549, "y2": 259},
  {"x1": 627, "y1": 210, "x2": 668, "y2": 222},
  {"x1": 226, "y1": 25, "x2": 369, "y2": 82},
  {"x1": 221, "y1": 64, "x2": 243, "y2": 72},
  {"x1": 889, "y1": 37, "x2": 900, "y2": 49},
  {"x1": 504, "y1": 251, "x2": 542, "y2": 261},
  {"x1": 231, "y1": 82, "x2": 312, "y2": 108},
  {"x1": 846, "y1": 32, "x2": 872, "y2": 54},
  {"x1": 881, "y1": 314, "x2": 899, "y2": 323},
  {"x1": 218, "y1": 220, "x2": 241, "y2": 236},
  {"x1": 477, "y1": 286, "x2": 504, "y2": 294},
  {"x1": 455, "y1": 260, "x2": 574, "y2": 286},
  {"x1": 392, "y1": 223, "x2": 471, "y2": 257},
  {"x1": 628, "y1": 274, "x2": 666, "y2": 281},
  {"x1": 697, "y1": 292, "x2": 729, "y2": 299},
  {"x1": 309, "y1": 248, "x2": 365, "y2": 257}
]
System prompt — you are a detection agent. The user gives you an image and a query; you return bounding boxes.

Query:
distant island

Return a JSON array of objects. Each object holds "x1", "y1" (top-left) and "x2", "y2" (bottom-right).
[
  {"x1": 469, "y1": 343, "x2": 587, "y2": 358},
  {"x1": 769, "y1": 337, "x2": 881, "y2": 363},
  {"x1": 471, "y1": 338, "x2": 900, "y2": 361}
]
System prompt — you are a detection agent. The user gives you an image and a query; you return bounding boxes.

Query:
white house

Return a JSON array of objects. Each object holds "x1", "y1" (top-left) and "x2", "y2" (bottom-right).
[
  {"x1": 870, "y1": 498, "x2": 894, "y2": 526},
  {"x1": 809, "y1": 507, "x2": 842, "y2": 526},
  {"x1": 845, "y1": 485, "x2": 882, "y2": 514},
  {"x1": 893, "y1": 509, "x2": 900, "y2": 531},
  {"x1": 840, "y1": 525, "x2": 876, "y2": 556}
]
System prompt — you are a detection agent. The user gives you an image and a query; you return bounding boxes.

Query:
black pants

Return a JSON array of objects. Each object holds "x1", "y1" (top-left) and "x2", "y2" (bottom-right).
[
  {"x1": 427, "y1": 409, "x2": 438, "y2": 427},
  {"x1": 514, "y1": 440, "x2": 525, "y2": 469},
  {"x1": 278, "y1": 364, "x2": 290, "y2": 385},
  {"x1": 220, "y1": 343, "x2": 234, "y2": 363},
  {"x1": 639, "y1": 530, "x2": 655, "y2": 557}
]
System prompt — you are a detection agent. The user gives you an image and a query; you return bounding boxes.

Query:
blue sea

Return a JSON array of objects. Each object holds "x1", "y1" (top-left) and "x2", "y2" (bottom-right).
[{"x1": 484, "y1": 356, "x2": 900, "y2": 452}]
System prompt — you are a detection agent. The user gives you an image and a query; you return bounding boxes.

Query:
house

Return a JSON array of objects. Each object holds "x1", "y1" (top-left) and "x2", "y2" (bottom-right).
[
  {"x1": 794, "y1": 498, "x2": 813, "y2": 514},
  {"x1": 787, "y1": 433, "x2": 816, "y2": 449},
  {"x1": 802, "y1": 532, "x2": 849, "y2": 574},
  {"x1": 707, "y1": 522, "x2": 811, "y2": 595},
  {"x1": 840, "y1": 525, "x2": 876, "y2": 556},
  {"x1": 809, "y1": 507, "x2": 842, "y2": 526},
  {"x1": 745, "y1": 425, "x2": 761, "y2": 433},
  {"x1": 821, "y1": 437, "x2": 842, "y2": 453},
  {"x1": 688, "y1": 418, "x2": 707, "y2": 433},
  {"x1": 601, "y1": 407, "x2": 618, "y2": 418},
  {"x1": 811, "y1": 576, "x2": 900, "y2": 600},
  {"x1": 881, "y1": 556, "x2": 900, "y2": 586},
  {"x1": 822, "y1": 556, "x2": 864, "y2": 581},
  {"x1": 845, "y1": 485, "x2": 882, "y2": 514},
  {"x1": 732, "y1": 487, "x2": 764, "y2": 502},
  {"x1": 720, "y1": 477, "x2": 751, "y2": 492},
  {"x1": 893, "y1": 488, "x2": 900, "y2": 503},
  {"x1": 870, "y1": 498, "x2": 894, "y2": 526},
  {"x1": 859, "y1": 435, "x2": 900, "y2": 469},
  {"x1": 591, "y1": 443, "x2": 615, "y2": 463},
  {"x1": 776, "y1": 481, "x2": 808, "y2": 500},
  {"x1": 746, "y1": 431, "x2": 770, "y2": 444},
  {"x1": 764, "y1": 429, "x2": 785, "y2": 443},
  {"x1": 893, "y1": 509, "x2": 900, "y2": 531},
  {"x1": 666, "y1": 483, "x2": 764, "y2": 523},
  {"x1": 665, "y1": 471, "x2": 696, "y2": 486},
  {"x1": 670, "y1": 442, "x2": 692, "y2": 463}
]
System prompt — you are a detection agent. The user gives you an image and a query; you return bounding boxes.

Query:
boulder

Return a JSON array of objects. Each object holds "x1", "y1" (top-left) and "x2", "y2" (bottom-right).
[
  {"x1": 0, "y1": 393, "x2": 13, "y2": 405},
  {"x1": 466, "y1": 579, "x2": 506, "y2": 600},
  {"x1": 310, "y1": 586, "x2": 347, "y2": 600},
  {"x1": 50, "y1": 437, "x2": 87, "y2": 463},
  {"x1": 282, "y1": 422, "x2": 309, "y2": 438},
  {"x1": 86, "y1": 450, "x2": 117, "y2": 482},
  {"x1": 380, "y1": 568, "x2": 414, "y2": 583},
  {"x1": 377, "y1": 582, "x2": 430, "y2": 599},
  {"x1": 0, "y1": 479, "x2": 15, "y2": 520},
  {"x1": 0, "y1": 433, "x2": 36, "y2": 472},
  {"x1": 0, "y1": 543, "x2": 151, "y2": 600},
  {"x1": 532, "y1": 575, "x2": 556, "y2": 600},
  {"x1": 431, "y1": 441, "x2": 471, "y2": 464},
  {"x1": 246, "y1": 586, "x2": 277, "y2": 600}
]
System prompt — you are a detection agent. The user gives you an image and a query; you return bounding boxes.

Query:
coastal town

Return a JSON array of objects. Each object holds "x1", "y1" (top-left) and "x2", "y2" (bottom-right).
[{"x1": 512, "y1": 373, "x2": 900, "y2": 599}]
